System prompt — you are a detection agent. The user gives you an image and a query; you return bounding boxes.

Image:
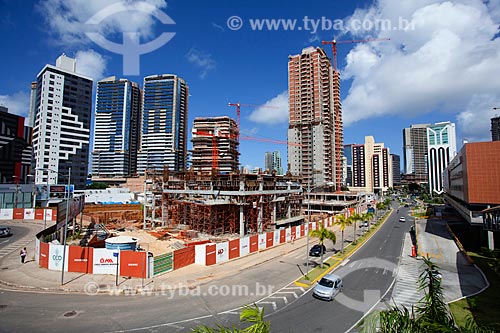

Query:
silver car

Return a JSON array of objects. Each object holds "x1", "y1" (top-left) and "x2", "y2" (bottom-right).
[
  {"x1": 313, "y1": 273, "x2": 343, "y2": 301},
  {"x1": 0, "y1": 226, "x2": 12, "y2": 237}
]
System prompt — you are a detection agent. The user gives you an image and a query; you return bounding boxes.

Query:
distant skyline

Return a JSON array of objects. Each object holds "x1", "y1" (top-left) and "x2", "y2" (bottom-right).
[{"x1": 1, "y1": 0, "x2": 499, "y2": 172}]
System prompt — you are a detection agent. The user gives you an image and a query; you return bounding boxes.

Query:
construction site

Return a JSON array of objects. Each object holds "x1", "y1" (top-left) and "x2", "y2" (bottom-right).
[{"x1": 143, "y1": 170, "x2": 304, "y2": 237}]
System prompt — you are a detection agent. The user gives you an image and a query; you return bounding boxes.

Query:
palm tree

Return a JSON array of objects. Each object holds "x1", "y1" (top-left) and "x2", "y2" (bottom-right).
[
  {"x1": 191, "y1": 304, "x2": 269, "y2": 333},
  {"x1": 309, "y1": 222, "x2": 336, "y2": 268},
  {"x1": 334, "y1": 214, "x2": 352, "y2": 253},
  {"x1": 362, "y1": 211, "x2": 375, "y2": 225},
  {"x1": 376, "y1": 202, "x2": 386, "y2": 217},
  {"x1": 350, "y1": 212, "x2": 363, "y2": 244}
]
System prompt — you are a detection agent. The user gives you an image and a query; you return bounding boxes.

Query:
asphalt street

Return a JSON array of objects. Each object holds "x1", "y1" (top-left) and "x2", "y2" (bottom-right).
[
  {"x1": 0, "y1": 206, "x2": 412, "y2": 333},
  {"x1": 264, "y1": 205, "x2": 412, "y2": 333}
]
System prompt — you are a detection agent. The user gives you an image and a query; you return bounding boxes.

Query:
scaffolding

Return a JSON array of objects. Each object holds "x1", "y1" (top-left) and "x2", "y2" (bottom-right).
[{"x1": 161, "y1": 172, "x2": 303, "y2": 236}]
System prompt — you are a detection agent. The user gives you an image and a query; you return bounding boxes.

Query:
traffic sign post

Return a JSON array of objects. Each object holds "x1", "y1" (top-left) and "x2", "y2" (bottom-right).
[{"x1": 113, "y1": 251, "x2": 120, "y2": 286}]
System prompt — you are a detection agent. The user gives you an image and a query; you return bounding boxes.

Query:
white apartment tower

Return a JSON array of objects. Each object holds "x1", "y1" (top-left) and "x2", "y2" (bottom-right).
[
  {"x1": 31, "y1": 54, "x2": 93, "y2": 189},
  {"x1": 427, "y1": 122, "x2": 457, "y2": 194}
]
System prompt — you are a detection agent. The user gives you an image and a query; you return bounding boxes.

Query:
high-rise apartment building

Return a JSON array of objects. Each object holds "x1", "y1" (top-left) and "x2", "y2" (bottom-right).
[
  {"x1": 31, "y1": 54, "x2": 93, "y2": 189},
  {"x1": 492, "y1": 116, "x2": 500, "y2": 141},
  {"x1": 403, "y1": 124, "x2": 429, "y2": 181},
  {"x1": 92, "y1": 77, "x2": 141, "y2": 178},
  {"x1": 191, "y1": 116, "x2": 239, "y2": 174},
  {"x1": 350, "y1": 136, "x2": 392, "y2": 194},
  {"x1": 427, "y1": 121, "x2": 457, "y2": 194},
  {"x1": 0, "y1": 107, "x2": 33, "y2": 183},
  {"x1": 288, "y1": 46, "x2": 342, "y2": 189},
  {"x1": 264, "y1": 151, "x2": 283, "y2": 175},
  {"x1": 137, "y1": 74, "x2": 188, "y2": 174},
  {"x1": 391, "y1": 154, "x2": 401, "y2": 186},
  {"x1": 343, "y1": 144, "x2": 354, "y2": 186}
]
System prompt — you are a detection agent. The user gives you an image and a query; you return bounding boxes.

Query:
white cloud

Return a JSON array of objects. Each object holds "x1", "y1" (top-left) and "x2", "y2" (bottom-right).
[
  {"x1": 36, "y1": 0, "x2": 169, "y2": 46},
  {"x1": 0, "y1": 92, "x2": 30, "y2": 119},
  {"x1": 75, "y1": 49, "x2": 107, "y2": 81},
  {"x1": 339, "y1": 0, "x2": 500, "y2": 141},
  {"x1": 248, "y1": 91, "x2": 289, "y2": 124},
  {"x1": 456, "y1": 94, "x2": 500, "y2": 142},
  {"x1": 186, "y1": 48, "x2": 216, "y2": 79}
]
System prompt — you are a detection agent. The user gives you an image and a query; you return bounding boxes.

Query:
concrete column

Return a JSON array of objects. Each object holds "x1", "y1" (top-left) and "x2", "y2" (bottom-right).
[
  {"x1": 488, "y1": 231, "x2": 495, "y2": 251},
  {"x1": 239, "y1": 205, "x2": 245, "y2": 237},
  {"x1": 257, "y1": 197, "x2": 263, "y2": 233},
  {"x1": 272, "y1": 195, "x2": 276, "y2": 224}
]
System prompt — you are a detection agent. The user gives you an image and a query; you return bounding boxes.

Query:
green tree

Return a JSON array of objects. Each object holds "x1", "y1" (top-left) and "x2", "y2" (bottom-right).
[
  {"x1": 309, "y1": 222, "x2": 336, "y2": 268},
  {"x1": 360, "y1": 212, "x2": 375, "y2": 227},
  {"x1": 350, "y1": 213, "x2": 363, "y2": 244},
  {"x1": 192, "y1": 304, "x2": 269, "y2": 333},
  {"x1": 87, "y1": 182, "x2": 108, "y2": 189},
  {"x1": 334, "y1": 214, "x2": 353, "y2": 254}
]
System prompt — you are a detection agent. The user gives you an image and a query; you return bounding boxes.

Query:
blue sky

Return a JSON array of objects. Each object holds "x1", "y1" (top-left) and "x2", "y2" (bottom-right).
[{"x1": 1, "y1": 0, "x2": 499, "y2": 172}]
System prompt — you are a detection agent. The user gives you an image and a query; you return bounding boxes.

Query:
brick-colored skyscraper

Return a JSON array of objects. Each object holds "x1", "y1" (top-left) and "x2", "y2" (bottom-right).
[{"x1": 287, "y1": 46, "x2": 342, "y2": 190}]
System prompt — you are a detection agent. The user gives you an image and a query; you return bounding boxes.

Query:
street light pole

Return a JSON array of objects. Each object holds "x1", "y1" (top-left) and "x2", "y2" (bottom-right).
[
  {"x1": 306, "y1": 183, "x2": 311, "y2": 276},
  {"x1": 61, "y1": 167, "x2": 71, "y2": 285}
]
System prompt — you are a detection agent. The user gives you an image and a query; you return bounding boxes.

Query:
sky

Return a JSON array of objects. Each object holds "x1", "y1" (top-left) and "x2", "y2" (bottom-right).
[{"x1": 1, "y1": 0, "x2": 499, "y2": 172}]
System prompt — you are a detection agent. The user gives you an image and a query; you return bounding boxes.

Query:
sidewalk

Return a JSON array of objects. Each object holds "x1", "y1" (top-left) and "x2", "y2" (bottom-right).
[{"x1": 0, "y1": 223, "x2": 313, "y2": 293}]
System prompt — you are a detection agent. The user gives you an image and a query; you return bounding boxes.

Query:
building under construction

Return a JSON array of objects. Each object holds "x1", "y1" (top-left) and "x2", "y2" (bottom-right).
[
  {"x1": 145, "y1": 171, "x2": 303, "y2": 236},
  {"x1": 142, "y1": 170, "x2": 361, "y2": 236},
  {"x1": 288, "y1": 46, "x2": 343, "y2": 190},
  {"x1": 191, "y1": 116, "x2": 239, "y2": 175}
]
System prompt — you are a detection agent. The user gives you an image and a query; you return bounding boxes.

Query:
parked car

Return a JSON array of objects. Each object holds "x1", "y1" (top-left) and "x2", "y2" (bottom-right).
[
  {"x1": 309, "y1": 244, "x2": 327, "y2": 257},
  {"x1": 0, "y1": 226, "x2": 12, "y2": 237},
  {"x1": 361, "y1": 221, "x2": 369, "y2": 228},
  {"x1": 399, "y1": 217, "x2": 406, "y2": 222},
  {"x1": 313, "y1": 273, "x2": 343, "y2": 301}
]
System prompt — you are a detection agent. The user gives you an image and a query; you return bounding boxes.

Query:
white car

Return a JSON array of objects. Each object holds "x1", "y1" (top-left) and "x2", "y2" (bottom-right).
[
  {"x1": 313, "y1": 273, "x2": 343, "y2": 301},
  {"x1": 399, "y1": 217, "x2": 406, "y2": 222}
]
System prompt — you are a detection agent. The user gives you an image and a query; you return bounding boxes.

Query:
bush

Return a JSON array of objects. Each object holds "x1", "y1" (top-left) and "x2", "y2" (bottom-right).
[{"x1": 481, "y1": 247, "x2": 493, "y2": 258}]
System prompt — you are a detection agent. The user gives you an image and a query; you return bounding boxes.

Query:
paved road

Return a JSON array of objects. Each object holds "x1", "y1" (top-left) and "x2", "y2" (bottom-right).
[
  {"x1": 263, "y1": 205, "x2": 412, "y2": 333},
  {"x1": 0, "y1": 208, "x2": 406, "y2": 333},
  {"x1": 0, "y1": 223, "x2": 33, "y2": 259}
]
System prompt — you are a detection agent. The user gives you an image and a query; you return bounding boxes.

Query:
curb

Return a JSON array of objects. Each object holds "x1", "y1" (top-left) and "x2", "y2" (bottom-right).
[
  {"x1": 294, "y1": 209, "x2": 393, "y2": 288},
  {"x1": 445, "y1": 223, "x2": 474, "y2": 265}
]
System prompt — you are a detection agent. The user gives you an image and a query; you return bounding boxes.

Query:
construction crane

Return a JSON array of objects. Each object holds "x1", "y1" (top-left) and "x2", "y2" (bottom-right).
[
  {"x1": 321, "y1": 37, "x2": 390, "y2": 70},
  {"x1": 227, "y1": 102, "x2": 279, "y2": 135},
  {"x1": 240, "y1": 136, "x2": 302, "y2": 147}
]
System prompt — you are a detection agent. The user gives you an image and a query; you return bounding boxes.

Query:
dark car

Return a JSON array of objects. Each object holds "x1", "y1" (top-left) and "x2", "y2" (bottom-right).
[
  {"x1": 0, "y1": 226, "x2": 12, "y2": 237},
  {"x1": 309, "y1": 244, "x2": 327, "y2": 257}
]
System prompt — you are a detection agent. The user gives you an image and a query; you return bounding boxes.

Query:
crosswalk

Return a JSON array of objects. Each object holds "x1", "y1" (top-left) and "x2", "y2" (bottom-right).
[
  {"x1": 0, "y1": 226, "x2": 35, "y2": 260},
  {"x1": 218, "y1": 282, "x2": 307, "y2": 317},
  {"x1": 390, "y1": 234, "x2": 425, "y2": 308}
]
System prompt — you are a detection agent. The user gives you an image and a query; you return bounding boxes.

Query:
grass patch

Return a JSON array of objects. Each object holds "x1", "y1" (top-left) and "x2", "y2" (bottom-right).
[
  {"x1": 449, "y1": 252, "x2": 500, "y2": 330},
  {"x1": 296, "y1": 210, "x2": 392, "y2": 287},
  {"x1": 296, "y1": 257, "x2": 341, "y2": 285}
]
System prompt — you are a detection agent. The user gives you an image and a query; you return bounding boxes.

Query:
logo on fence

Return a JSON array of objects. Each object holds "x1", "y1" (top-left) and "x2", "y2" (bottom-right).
[
  {"x1": 100, "y1": 258, "x2": 115, "y2": 264},
  {"x1": 52, "y1": 249, "x2": 63, "y2": 267}
]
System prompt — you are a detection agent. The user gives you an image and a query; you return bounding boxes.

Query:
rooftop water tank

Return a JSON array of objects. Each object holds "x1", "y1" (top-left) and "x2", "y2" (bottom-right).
[{"x1": 105, "y1": 236, "x2": 139, "y2": 251}]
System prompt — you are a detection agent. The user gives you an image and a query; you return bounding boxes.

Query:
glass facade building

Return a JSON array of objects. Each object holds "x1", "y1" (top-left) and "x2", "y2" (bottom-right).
[
  {"x1": 92, "y1": 77, "x2": 141, "y2": 177},
  {"x1": 137, "y1": 74, "x2": 188, "y2": 173}
]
